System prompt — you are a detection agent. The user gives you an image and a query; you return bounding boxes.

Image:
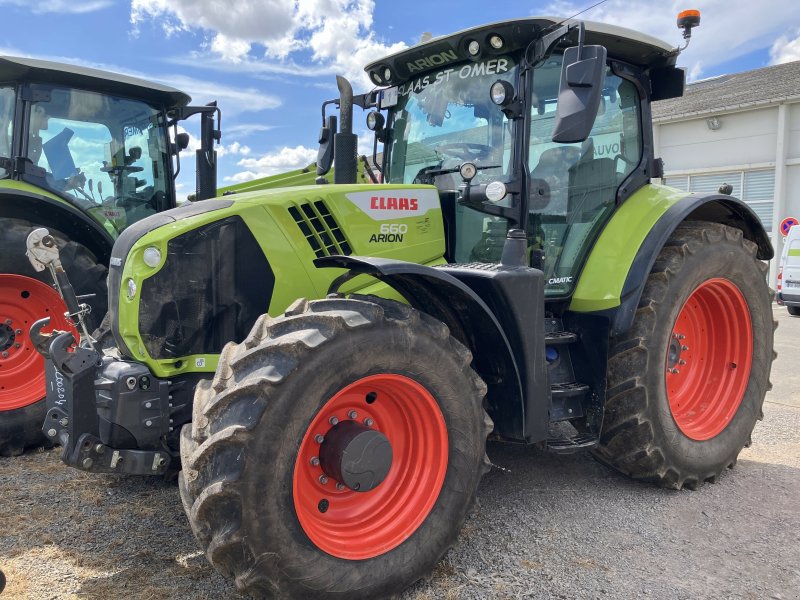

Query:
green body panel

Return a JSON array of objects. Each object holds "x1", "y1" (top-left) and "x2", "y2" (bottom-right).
[
  {"x1": 0, "y1": 178, "x2": 118, "y2": 237},
  {"x1": 569, "y1": 183, "x2": 690, "y2": 312},
  {"x1": 788, "y1": 249, "x2": 800, "y2": 257},
  {"x1": 117, "y1": 183, "x2": 445, "y2": 377}
]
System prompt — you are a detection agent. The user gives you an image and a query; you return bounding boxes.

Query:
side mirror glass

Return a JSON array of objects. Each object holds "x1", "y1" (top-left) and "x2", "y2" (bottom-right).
[
  {"x1": 551, "y1": 44, "x2": 607, "y2": 143},
  {"x1": 316, "y1": 114, "x2": 337, "y2": 176},
  {"x1": 175, "y1": 133, "x2": 190, "y2": 152}
]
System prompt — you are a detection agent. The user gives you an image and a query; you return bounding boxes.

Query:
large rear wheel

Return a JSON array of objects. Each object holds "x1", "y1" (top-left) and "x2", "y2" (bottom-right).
[
  {"x1": 595, "y1": 222, "x2": 774, "y2": 489},
  {"x1": 179, "y1": 296, "x2": 491, "y2": 599},
  {"x1": 0, "y1": 218, "x2": 107, "y2": 456}
]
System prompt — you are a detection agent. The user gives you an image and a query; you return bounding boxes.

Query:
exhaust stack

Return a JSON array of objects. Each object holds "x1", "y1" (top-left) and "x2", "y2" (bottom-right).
[{"x1": 333, "y1": 76, "x2": 358, "y2": 184}]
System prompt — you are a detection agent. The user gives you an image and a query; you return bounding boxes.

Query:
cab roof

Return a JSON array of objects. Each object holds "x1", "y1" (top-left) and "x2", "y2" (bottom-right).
[
  {"x1": 0, "y1": 55, "x2": 191, "y2": 108},
  {"x1": 365, "y1": 17, "x2": 677, "y2": 85}
]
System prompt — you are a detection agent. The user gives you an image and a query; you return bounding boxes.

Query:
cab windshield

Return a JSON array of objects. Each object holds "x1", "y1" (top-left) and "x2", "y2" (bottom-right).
[
  {"x1": 25, "y1": 85, "x2": 171, "y2": 235},
  {"x1": 386, "y1": 56, "x2": 517, "y2": 187}
]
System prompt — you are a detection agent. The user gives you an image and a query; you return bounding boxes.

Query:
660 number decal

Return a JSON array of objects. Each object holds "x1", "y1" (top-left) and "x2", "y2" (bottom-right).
[{"x1": 370, "y1": 223, "x2": 408, "y2": 243}]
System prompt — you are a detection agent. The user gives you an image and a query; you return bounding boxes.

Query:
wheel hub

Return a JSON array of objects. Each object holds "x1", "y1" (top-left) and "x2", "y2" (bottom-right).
[
  {"x1": 319, "y1": 420, "x2": 393, "y2": 492},
  {"x1": 0, "y1": 322, "x2": 15, "y2": 353}
]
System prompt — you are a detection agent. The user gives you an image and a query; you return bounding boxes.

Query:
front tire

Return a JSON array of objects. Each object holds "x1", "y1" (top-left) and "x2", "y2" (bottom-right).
[
  {"x1": 595, "y1": 222, "x2": 774, "y2": 489},
  {"x1": 787, "y1": 305, "x2": 800, "y2": 317},
  {"x1": 179, "y1": 296, "x2": 491, "y2": 599},
  {"x1": 0, "y1": 218, "x2": 107, "y2": 456}
]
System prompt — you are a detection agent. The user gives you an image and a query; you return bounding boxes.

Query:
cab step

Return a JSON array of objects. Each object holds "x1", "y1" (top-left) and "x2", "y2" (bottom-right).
[{"x1": 545, "y1": 330, "x2": 578, "y2": 345}]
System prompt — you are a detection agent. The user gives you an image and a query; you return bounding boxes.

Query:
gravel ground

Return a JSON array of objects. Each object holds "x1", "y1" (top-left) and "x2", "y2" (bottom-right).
[{"x1": 1, "y1": 307, "x2": 798, "y2": 600}]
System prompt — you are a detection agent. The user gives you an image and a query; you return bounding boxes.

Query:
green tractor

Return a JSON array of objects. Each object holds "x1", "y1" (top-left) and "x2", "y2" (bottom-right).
[
  {"x1": 28, "y1": 12, "x2": 773, "y2": 599},
  {"x1": 0, "y1": 56, "x2": 221, "y2": 455}
]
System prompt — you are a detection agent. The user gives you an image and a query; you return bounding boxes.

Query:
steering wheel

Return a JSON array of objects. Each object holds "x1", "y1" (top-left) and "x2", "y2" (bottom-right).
[
  {"x1": 437, "y1": 143, "x2": 492, "y2": 161},
  {"x1": 101, "y1": 165, "x2": 144, "y2": 175}
]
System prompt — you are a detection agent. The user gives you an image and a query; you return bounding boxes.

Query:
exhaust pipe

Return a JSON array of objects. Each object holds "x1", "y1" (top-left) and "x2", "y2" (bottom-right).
[{"x1": 334, "y1": 76, "x2": 358, "y2": 184}]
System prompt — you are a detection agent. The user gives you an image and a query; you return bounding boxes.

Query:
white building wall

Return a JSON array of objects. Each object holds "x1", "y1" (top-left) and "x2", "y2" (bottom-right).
[
  {"x1": 656, "y1": 102, "x2": 800, "y2": 287},
  {"x1": 658, "y1": 107, "x2": 778, "y2": 172}
]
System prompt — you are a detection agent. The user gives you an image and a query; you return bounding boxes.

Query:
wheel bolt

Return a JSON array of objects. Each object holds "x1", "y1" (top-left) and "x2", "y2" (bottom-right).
[
  {"x1": 319, "y1": 475, "x2": 329, "y2": 485},
  {"x1": 677, "y1": 334, "x2": 685, "y2": 340},
  {"x1": 364, "y1": 418, "x2": 374, "y2": 427},
  {"x1": 329, "y1": 416, "x2": 339, "y2": 426},
  {"x1": 681, "y1": 345, "x2": 689, "y2": 351},
  {"x1": 15, "y1": 329, "x2": 21, "y2": 335},
  {"x1": 679, "y1": 360, "x2": 686, "y2": 365},
  {"x1": 314, "y1": 434, "x2": 324, "y2": 444},
  {"x1": 348, "y1": 410, "x2": 358, "y2": 419},
  {"x1": 336, "y1": 482, "x2": 345, "y2": 491},
  {"x1": 14, "y1": 343, "x2": 20, "y2": 349},
  {"x1": 47, "y1": 428, "x2": 57, "y2": 437},
  {"x1": 4, "y1": 319, "x2": 11, "y2": 325},
  {"x1": 1, "y1": 351, "x2": 7, "y2": 358},
  {"x1": 310, "y1": 456, "x2": 320, "y2": 466},
  {"x1": 670, "y1": 368, "x2": 680, "y2": 374}
]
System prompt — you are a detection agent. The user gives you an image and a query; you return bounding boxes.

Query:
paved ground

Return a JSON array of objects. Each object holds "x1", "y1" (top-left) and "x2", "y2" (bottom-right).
[{"x1": 0, "y1": 306, "x2": 798, "y2": 599}]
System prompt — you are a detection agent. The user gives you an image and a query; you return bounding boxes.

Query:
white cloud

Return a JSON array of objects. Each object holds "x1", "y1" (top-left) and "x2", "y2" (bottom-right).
[
  {"x1": 544, "y1": 0, "x2": 800, "y2": 80},
  {"x1": 130, "y1": 0, "x2": 406, "y2": 88},
  {"x1": 770, "y1": 30, "x2": 800, "y2": 64},
  {"x1": 226, "y1": 144, "x2": 317, "y2": 181},
  {"x1": 223, "y1": 123, "x2": 277, "y2": 137},
  {"x1": 0, "y1": 0, "x2": 112, "y2": 13}
]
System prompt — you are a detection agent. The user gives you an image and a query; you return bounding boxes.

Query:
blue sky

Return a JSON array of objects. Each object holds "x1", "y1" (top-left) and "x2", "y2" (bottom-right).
[{"x1": 1, "y1": 0, "x2": 797, "y2": 198}]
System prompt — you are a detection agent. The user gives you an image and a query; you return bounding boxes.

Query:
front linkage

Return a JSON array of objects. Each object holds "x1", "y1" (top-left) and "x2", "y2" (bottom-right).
[{"x1": 26, "y1": 228, "x2": 180, "y2": 475}]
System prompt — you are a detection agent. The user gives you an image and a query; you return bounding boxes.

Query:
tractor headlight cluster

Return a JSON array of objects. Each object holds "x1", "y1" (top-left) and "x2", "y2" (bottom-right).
[
  {"x1": 485, "y1": 181, "x2": 507, "y2": 202},
  {"x1": 126, "y1": 278, "x2": 137, "y2": 300},
  {"x1": 142, "y1": 246, "x2": 162, "y2": 268}
]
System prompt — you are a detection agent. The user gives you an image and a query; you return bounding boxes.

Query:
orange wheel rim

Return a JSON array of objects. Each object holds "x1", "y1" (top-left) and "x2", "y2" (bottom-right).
[
  {"x1": 666, "y1": 278, "x2": 753, "y2": 441},
  {"x1": 0, "y1": 275, "x2": 76, "y2": 411},
  {"x1": 293, "y1": 374, "x2": 448, "y2": 559}
]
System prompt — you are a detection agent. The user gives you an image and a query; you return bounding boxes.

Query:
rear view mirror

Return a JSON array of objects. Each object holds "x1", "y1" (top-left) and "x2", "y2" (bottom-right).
[
  {"x1": 316, "y1": 114, "x2": 337, "y2": 176},
  {"x1": 551, "y1": 44, "x2": 607, "y2": 143}
]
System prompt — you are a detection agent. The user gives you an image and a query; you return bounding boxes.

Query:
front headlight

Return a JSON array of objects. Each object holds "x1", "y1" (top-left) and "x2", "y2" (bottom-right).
[{"x1": 142, "y1": 246, "x2": 162, "y2": 268}]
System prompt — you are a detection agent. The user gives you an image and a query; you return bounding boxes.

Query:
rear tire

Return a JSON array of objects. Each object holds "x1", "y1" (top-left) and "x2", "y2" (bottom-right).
[
  {"x1": 179, "y1": 296, "x2": 491, "y2": 599},
  {"x1": 787, "y1": 305, "x2": 800, "y2": 317},
  {"x1": 595, "y1": 222, "x2": 774, "y2": 489},
  {"x1": 0, "y1": 217, "x2": 107, "y2": 456}
]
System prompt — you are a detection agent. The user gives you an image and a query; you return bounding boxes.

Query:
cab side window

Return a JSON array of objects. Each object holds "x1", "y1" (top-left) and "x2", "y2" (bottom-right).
[{"x1": 0, "y1": 86, "x2": 13, "y2": 178}]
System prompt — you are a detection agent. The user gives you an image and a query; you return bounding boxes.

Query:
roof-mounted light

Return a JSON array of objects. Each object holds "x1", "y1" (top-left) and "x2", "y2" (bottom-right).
[
  {"x1": 383, "y1": 67, "x2": 392, "y2": 82},
  {"x1": 467, "y1": 40, "x2": 480, "y2": 56},
  {"x1": 370, "y1": 71, "x2": 383, "y2": 85},
  {"x1": 489, "y1": 35, "x2": 504, "y2": 50},
  {"x1": 490, "y1": 80, "x2": 514, "y2": 107}
]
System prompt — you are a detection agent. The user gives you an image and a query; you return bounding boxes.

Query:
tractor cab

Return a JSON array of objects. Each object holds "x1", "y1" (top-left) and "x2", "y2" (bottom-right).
[
  {"x1": 0, "y1": 56, "x2": 218, "y2": 236},
  {"x1": 354, "y1": 19, "x2": 685, "y2": 296}
]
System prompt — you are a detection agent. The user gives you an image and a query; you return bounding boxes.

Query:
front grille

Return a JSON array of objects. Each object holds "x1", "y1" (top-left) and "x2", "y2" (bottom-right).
[
  {"x1": 289, "y1": 199, "x2": 352, "y2": 257},
  {"x1": 138, "y1": 216, "x2": 274, "y2": 360}
]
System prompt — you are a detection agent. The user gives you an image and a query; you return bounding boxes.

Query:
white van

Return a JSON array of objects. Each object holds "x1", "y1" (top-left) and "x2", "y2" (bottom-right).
[{"x1": 777, "y1": 224, "x2": 800, "y2": 316}]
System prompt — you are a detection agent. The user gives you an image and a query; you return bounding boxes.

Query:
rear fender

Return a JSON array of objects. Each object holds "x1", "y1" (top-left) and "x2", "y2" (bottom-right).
[
  {"x1": 569, "y1": 183, "x2": 772, "y2": 334},
  {"x1": 0, "y1": 187, "x2": 113, "y2": 263},
  {"x1": 315, "y1": 256, "x2": 548, "y2": 442}
]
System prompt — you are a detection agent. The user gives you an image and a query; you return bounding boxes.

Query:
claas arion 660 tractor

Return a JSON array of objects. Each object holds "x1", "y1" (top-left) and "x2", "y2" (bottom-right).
[
  {"x1": 27, "y1": 12, "x2": 774, "y2": 599},
  {"x1": 0, "y1": 55, "x2": 220, "y2": 455}
]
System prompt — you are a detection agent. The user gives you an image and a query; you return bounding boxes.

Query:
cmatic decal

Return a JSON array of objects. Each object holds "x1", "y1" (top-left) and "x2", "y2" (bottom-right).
[
  {"x1": 346, "y1": 188, "x2": 440, "y2": 221},
  {"x1": 547, "y1": 276, "x2": 573, "y2": 285}
]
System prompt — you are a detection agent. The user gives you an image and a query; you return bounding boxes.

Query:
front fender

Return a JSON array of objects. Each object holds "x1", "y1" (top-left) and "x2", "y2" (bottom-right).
[{"x1": 316, "y1": 255, "x2": 548, "y2": 443}]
